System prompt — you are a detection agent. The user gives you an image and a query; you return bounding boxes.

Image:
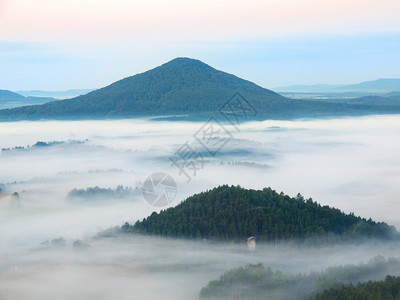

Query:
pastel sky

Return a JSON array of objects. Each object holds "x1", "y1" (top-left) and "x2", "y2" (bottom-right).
[{"x1": 0, "y1": 0, "x2": 399, "y2": 90}]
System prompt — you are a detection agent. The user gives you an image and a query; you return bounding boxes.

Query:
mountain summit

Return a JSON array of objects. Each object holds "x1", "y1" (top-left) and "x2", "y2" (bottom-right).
[
  {"x1": 0, "y1": 58, "x2": 399, "y2": 121},
  {"x1": 0, "y1": 57, "x2": 285, "y2": 120}
]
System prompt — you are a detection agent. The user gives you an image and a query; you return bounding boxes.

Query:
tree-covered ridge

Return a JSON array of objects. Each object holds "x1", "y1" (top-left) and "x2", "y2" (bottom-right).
[
  {"x1": 126, "y1": 185, "x2": 397, "y2": 244},
  {"x1": 199, "y1": 256, "x2": 400, "y2": 300},
  {"x1": 313, "y1": 275, "x2": 400, "y2": 300},
  {"x1": 67, "y1": 185, "x2": 137, "y2": 200},
  {"x1": 0, "y1": 58, "x2": 282, "y2": 120},
  {"x1": 1, "y1": 58, "x2": 399, "y2": 121}
]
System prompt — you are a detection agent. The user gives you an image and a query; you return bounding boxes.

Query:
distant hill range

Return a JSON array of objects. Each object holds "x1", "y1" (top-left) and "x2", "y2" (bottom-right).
[
  {"x1": 275, "y1": 78, "x2": 400, "y2": 94},
  {"x1": 17, "y1": 89, "x2": 94, "y2": 99},
  {"x1": 122, "y1": 185, "x2": 398, "y2": 244},
  {"x1": 1, "y1": 58, "x2": 399, "y2": 121},
  {"x1": 300, "y1": 94, "x2": 400, "y2": 106},
  {"x1": 0, "y1": 90, "x2": 55, "y2": 109}
]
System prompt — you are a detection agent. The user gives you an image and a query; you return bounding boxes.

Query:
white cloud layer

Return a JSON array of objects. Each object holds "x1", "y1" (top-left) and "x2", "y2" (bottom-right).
[{"x1": 0, "y1": 115, "x2": 399, "y2": 299}]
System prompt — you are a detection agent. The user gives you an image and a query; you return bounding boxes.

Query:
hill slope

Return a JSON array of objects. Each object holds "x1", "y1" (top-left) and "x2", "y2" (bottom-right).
[
  {"x1": 1, "y1": 58, "x2": 399, "y2": 121},
  {"x1": 124, "y1": 185, "x2": 397, "y2": 244},
  {"x1": 0, "y1": 58, "x2": 284, "y2": 120},
  {"x1": 0, "y1": 90, "x2": 55, "y2": 109},
  {"x1": 0, "y1": 90, "x2": 25, "y2": 101},
  {"x1": 199, "y1": 257, "x2": 400, "y2": 300},
  {"x1": 275, "y1": 78, "x2": 400, "y2": 93},
  {"x1": 314, "y1": 275, "x2": 400, "y2": 300},
  {"x1": 342, "y1": 78, "x2": 400, "y2": 93}
]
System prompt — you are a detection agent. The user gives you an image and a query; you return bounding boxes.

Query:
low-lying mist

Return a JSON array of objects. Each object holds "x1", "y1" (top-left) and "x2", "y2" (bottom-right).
[
  {"x1": 0, "y1": 114, "x2": 399, "y2": 299},
  {"x1": 1, "y1": 235, "x2": 400, "y2": 300}
]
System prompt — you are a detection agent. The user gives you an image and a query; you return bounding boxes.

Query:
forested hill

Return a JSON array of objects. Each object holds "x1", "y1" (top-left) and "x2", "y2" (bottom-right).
[
  {"x1": 0, "y1": 58, "x2": 283, "y2": 120},
  {"x1": 124, "y1": 185, "x2": 397, "y2": 244},
  {"x1": 199, "y1": 257, "x2": 400, "y2": 300},
  {"x1": 313, "y1": 275, "x2": 400, "y2": 300},
  {"x1": 1, "y1": 58, "x2": 399, "y2": 121}
]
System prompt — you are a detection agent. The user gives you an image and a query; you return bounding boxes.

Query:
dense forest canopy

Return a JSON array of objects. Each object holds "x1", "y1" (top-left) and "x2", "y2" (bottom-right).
[
  {"x1": 1, "y1": 58, "x2": 399, "y2": 121},
  {"x1": 313, "y1": 275, "x2": 400, "y2": 300},
  {"x1": 199, "y1": 256, "x2": 400, "y2": 300},
  {"x1": 123, "y1": 185, "x2": 397, "y2": 244}
]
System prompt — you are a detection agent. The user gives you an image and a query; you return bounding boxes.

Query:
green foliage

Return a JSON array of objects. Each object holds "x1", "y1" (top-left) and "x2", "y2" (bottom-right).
[
  {"x1": 1, "y1": 58, "x2": 399, "y2": 120},
  {"x1": 127, "y1": 185, "x2": 397, "y2": 244},
  {"x1": 67, "y1": 185, "x2": 135, "y2": 199},
  {"x1": 314, "y1": 275, "x2": 400, "y2": 300},
  {"x1": 0, "y1": 58, "x2": 282, "y2": 120},
  {"x1": 199, "y1": 257, "x2": 400, "y2": 300}
]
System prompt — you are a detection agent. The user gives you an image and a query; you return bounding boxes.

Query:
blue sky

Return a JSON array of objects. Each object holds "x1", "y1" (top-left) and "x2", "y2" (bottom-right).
[{"x1": 0, "y1": 0, "x2": 399, "y2": 91}]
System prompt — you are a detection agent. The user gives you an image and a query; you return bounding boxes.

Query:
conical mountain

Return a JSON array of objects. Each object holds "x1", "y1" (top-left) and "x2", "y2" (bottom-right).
[
  {"x1": 1, "y1": 57, "x2": 397, "y2": 120},
  {"x1": 0, "y1": 58, "x2": 286, "y2": 120}
]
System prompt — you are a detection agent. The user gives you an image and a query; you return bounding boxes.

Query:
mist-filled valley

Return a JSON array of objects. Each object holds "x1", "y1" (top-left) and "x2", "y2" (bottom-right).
[
  {"x1": 2, "y1": 0, "x2": 399, "y2": 297},
  {"x1": 1, "y1": 115, "x2": 400, "y2": 299}
]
